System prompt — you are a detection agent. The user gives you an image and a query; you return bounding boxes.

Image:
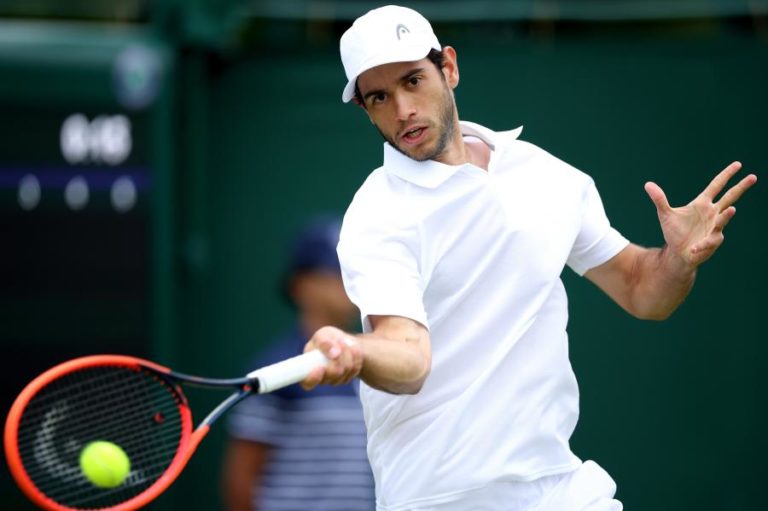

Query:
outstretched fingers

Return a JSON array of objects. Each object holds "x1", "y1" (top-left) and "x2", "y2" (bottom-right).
[
  {"x1": 702, "y1": 161, "x2": 743, "y2": 201},
  {"x1": 713, "y1": 206, "x2": 736, "y2": 232},
  {"x1": 715, "y1": 173, "x2": 758, "y2": 212},
  {"x1": 692, "y1": 205, "x2": 736, "y2": 256}
]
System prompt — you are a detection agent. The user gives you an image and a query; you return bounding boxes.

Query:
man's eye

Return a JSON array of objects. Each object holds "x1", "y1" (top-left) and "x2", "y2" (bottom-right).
[
  {"x1": 408, "y1": 77, "x2": 421, "y2": 86},
  {"x1": 372, "y1": 93, "x2": 386, "y2": 104}
]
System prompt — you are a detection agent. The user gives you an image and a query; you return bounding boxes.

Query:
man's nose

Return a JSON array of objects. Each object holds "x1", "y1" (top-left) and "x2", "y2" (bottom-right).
[{"x1": 393, "y1": 94, "x2": 416, "y2": 121}]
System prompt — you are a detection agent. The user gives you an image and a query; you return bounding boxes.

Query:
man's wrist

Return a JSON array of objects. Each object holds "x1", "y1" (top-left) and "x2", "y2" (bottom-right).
[{"x1": 659, "y1": 245, "x2": 697, "y2": 280}]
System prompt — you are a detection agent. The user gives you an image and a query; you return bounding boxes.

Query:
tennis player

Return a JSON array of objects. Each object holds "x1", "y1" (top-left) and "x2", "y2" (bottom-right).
[{"x1": 301, "y1": 5, "x2": 757, "y2": 511}]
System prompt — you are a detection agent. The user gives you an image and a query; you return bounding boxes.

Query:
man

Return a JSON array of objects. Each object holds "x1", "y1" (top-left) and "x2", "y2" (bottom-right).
[
  {"x1": 221, "y1": 216, "x2": 375, "y2": 511},
  {"x1": 301, "y1": 5, "x2": 757, "y2": 511}
]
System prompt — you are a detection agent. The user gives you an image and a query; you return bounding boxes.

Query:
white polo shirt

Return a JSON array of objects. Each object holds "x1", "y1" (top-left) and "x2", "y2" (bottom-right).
[{"x1": 337, "y1": 121, "x2": 629, "y2": 510}]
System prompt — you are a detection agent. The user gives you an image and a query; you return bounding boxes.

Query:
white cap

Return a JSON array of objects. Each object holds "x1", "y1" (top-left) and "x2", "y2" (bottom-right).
[{"x1": 340, "y1": 5, "x2": 441, "y2": 103}]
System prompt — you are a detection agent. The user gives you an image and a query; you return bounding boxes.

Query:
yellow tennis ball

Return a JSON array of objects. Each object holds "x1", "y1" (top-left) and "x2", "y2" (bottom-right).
[{"x1": 79, "y1": 441, "x2": 131, "y2": 488}]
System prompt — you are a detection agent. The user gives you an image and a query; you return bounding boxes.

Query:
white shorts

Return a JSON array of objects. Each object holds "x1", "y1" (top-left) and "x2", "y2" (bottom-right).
[{"x1": 410, "y1": 461, "x2": 623, "y2": 511}]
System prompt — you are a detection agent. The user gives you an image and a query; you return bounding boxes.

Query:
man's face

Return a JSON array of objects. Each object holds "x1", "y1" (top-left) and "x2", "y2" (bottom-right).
[{"x1": 356, "y1": 49, "x2": 460, "y2": 163}]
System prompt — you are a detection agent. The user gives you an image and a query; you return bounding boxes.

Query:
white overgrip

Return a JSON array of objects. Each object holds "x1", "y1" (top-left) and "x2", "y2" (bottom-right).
[{"x1": 247, "y1": 350, "x2": 329, "y2": 393}]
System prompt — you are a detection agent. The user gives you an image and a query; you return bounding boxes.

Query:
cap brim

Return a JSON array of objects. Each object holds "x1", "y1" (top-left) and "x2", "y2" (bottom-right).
[
  {"x1": 342, "y1": 79, "x2": 357, "y2": 103},
  {"x1": 341, "y1": 40, "x2": 440, "y2": 103}
]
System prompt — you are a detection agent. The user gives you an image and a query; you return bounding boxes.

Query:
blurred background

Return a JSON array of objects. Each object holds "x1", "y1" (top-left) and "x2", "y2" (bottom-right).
[{"x1": 1, "y1": 0, "x2": 766, "y2": 510}]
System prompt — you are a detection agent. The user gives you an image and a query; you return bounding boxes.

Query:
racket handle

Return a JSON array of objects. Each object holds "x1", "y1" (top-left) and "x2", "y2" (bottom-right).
[{"x1": 247, "y1": 350, "x2": 329, "y2": 393}]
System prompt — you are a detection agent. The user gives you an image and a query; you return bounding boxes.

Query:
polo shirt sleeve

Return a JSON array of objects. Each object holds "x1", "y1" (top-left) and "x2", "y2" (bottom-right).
[
  {"x1": 566, "y1": 178, "x2": 630, "y2": 276},
  {"x1": 338, "y1": 200, "x2": 427, "y2": 332}
]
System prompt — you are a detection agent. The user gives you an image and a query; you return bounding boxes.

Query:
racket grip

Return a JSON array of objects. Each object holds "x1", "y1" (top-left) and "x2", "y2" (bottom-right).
[{"x1": 247, "y1": 350, "x2": 329, "y2": 393}]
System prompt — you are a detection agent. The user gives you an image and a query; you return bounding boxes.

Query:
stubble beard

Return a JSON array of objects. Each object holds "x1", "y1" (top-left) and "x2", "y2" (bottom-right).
[{"x1": 376, "y1": 86, "x2": 458, "y2": 163}]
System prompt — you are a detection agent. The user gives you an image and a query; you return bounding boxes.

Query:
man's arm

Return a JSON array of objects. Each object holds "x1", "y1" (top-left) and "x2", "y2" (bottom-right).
[
  {"x1": 586, "y1": 161, "x2": 756, "y2": 320},
  {"x1": 585, "y1": 244, "x2": 695, "y2": 320},
  {"x1": 301, "y1": 315, "x2": 431, "y2": 395}
]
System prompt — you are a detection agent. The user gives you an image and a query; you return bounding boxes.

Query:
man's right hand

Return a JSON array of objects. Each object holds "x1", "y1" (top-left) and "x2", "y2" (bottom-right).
[
  {"x1": 302, "y1": 326, "x2": 363, "y2": 389},
  {"x1": 303, "y1": 316, "x2": 432, "y2": 395}
]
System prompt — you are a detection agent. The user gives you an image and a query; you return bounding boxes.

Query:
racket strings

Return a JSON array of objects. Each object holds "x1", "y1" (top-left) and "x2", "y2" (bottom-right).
[{"x1": 16, "y1": 365, "x2": 186, "y2": 509}]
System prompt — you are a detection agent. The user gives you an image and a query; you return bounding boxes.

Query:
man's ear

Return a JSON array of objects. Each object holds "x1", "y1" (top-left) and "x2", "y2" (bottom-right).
[
  {"x1": 352, "y1": 97, "x2": 374, "y2": 123},
  {"x1": 441, "y1": 46, "x2": 460, "y2": 89},
  {"x1": 352, "y1": 96, "x2": 367, "y2": 110}
]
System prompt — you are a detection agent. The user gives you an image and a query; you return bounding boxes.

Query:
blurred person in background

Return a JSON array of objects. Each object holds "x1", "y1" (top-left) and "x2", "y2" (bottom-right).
[{"x1": 221, "y1": 216, "x2": 375, "y2": 511}]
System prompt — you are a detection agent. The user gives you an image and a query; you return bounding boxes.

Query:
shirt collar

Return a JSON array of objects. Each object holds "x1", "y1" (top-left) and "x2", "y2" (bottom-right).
[{"x1": 383, "y1": 121, "x2": 513, "y2": 189}]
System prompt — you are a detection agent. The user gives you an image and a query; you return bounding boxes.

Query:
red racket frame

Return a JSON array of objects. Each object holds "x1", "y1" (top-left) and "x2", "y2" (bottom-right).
[{"x1": 4, "y1": 355, "x2": 203, "y2": 511}]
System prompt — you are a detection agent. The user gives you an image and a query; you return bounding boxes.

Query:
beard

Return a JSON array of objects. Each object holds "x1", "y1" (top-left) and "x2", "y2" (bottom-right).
[{"x1": 375, "y1": 84, "x2": 457, "y2": 163}]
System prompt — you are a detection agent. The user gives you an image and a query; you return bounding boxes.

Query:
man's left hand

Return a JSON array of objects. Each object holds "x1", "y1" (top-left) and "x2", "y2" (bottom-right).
[{"x1": 644, "y1": 161, "x2": 757, "y2": 269}]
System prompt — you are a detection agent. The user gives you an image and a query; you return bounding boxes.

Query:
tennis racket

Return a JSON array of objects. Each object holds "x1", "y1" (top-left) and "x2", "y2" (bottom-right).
[{"x1": 4, "y1": 350, "x2": 328, "y2": 511}]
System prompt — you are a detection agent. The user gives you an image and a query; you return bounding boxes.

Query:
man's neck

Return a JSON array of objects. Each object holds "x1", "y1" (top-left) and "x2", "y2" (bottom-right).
[
  {"x1": 433, "y1": 122, "x2": 491, "y2": 170},
  {"x1": 463, "y1": 137, "x2": 491, "y2": 171}
]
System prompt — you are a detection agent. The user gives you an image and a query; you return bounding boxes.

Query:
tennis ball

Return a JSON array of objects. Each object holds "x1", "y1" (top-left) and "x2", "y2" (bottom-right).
[{"x1": 79, "y1": 441, "x2": 131, "y2": 488}]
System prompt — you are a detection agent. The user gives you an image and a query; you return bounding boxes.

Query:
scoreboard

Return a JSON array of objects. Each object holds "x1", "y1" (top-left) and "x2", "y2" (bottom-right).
[{"x1": 0, "y1": 106, "x2": 152, "y2": 355}]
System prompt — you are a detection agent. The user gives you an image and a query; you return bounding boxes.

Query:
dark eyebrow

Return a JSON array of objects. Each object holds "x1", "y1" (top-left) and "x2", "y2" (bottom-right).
[
  {"x1": 362, "y1": 67, "x2": 426, "y2": 103},
  {"x1": 400, "y1": 67, "x2": 426, "y2": 83}
]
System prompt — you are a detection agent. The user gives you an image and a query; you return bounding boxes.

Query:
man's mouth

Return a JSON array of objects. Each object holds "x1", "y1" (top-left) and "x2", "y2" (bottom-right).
[{"x1": 401, "y1": 127, "x2": 426, "y2": 144}]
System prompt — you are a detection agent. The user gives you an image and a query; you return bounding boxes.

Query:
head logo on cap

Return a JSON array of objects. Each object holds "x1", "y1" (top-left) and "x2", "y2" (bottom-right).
[{"x1": 396, "y1": 24, "x2": 410, "y2": 40}]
